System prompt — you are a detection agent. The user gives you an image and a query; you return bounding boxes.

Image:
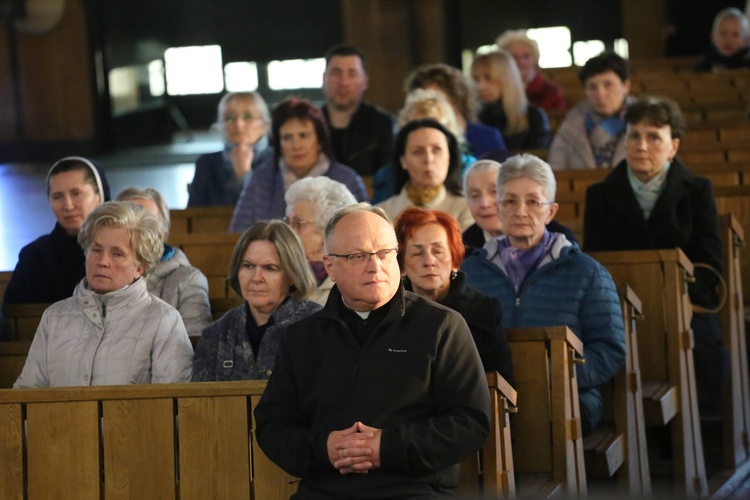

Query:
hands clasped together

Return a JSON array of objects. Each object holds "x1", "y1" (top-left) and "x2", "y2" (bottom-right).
[{"x1": 327, "y1": 421, "x2": 382, "y2": 474}]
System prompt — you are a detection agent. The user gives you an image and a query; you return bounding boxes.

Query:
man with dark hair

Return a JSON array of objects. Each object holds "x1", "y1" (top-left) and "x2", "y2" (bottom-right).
[
  {"x1": 548, "y1": 51, "x2": 633, "y2": 170},
  {"x1": 254, "y1": 203, "x2": 490, "y2": 499},
  {"x1": 322, "y1": 44, "x2": 395, "y2": 179}
]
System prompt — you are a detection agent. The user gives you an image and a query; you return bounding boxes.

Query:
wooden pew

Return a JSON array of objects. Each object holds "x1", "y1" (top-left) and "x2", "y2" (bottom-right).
[
  {"x1": 0, "y1": 381, "x2": 298, "y2": 500},
  {"x1": 584, "y1": 285, "x2": 651, "y2": 495},
  {"x1": 459, "y1": 371, "x2": 518, "y2": 498},
  {"x1": 2, "y1": 303, "x2": 48, "y2": 341},
  {"x1": 0, "y1": 341, "x2": 30, "y2": 388},
  {"x1": 588, "y1": 249, "x2": 708, "y2": 496},
  {"x1": 718, "y1": 214, "x2": 750, "y2": 469},
  {"x1": 169, "y1": 205, "x2": 235, "y2": 234},
  {"x1": 714, "y1": 186, "x2": 750, "y2": 309},
  {"x1": 167, "y1": 232, "x2": 240, "y2": 299},
  {"x1": 505, "y1": 326, "x2": 587, "y2": 497}
]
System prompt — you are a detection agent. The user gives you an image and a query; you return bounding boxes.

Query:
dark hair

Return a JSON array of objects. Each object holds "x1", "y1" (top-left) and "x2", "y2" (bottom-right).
[
  {"x1": 394, "y1": 207, "x2": 465, "y2": 270},
  {"x1": 578, "y1": 51, "x2": 629, "y2": 85},
  {"x1": 404, "y1": 63, "x2": 478, "y2": 122},
  {"x1": 324, "y1": 44, "x2": 366, "y2": 70},
  {"x1": 393, "y1": 119, "x2": 462, "y2": 196},
  {"x1": 624, "y1": 95, "x2": 686, "y2": 139},
  {"x1": 270, "y1": 97, "x2": 335, "y2": 165}
]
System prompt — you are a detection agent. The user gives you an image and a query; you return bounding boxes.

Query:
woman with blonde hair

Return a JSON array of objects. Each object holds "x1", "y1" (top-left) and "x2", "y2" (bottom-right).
[{"x1": 471, "y1": 50, "x2": 551, "y2": 151}]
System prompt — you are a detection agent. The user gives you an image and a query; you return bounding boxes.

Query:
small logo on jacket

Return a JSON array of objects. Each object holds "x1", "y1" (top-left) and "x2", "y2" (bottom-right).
[{"x1": 387, "y1": 348, "x2": 407, "y2": 353}]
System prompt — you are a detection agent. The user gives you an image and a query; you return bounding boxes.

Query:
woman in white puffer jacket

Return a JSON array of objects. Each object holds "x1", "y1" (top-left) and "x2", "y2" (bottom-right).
[{"x1": 14, "y1": 201, "x2": 194, "y2": 388}]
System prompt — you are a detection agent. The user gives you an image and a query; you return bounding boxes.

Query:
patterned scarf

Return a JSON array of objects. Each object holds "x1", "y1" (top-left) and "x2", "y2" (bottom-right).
[
  {"x1": 279, "y1": 153, "x2": 330, "y2": 191},
  {"x1": 585, "y1": 111, "x2": 626, "y2": 167},
  {"x1": 405, "y1": 181, "x2": 441, "y2": 206},
  {"x1": 498, "y1": 230, "x2": 558, "y2": 293}
]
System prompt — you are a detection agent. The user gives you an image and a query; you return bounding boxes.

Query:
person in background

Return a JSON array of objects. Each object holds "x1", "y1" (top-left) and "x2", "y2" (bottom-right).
[
  {"x1": 191, "y1": 220, "x2": 321, "y2": 382},
  {"x1": 188, "y1": 92, "x2": 272, "y2": 206},
  {"x1": 4, "y1": 156, "x2": 110, "y2": 306},
  {"x1": 371, "y1": 88, "x2": 476, "y2": 204},
  {"x1": 395, "y1": 207, "x2": 515, "y2": 385},
  {"x1": 404, "y1": 62, "x2": 507, "y2": 157},
  {"x1": 322, "y1": 44, "x2": 395, "y2": 177},
  {"x1": 471, "y1": 50, "x2": 551, "y2": 151},
  {"x1": 230, "y1": 97, "x2": 368, "y2": 233},
  {"x1": 462, "y1": 159, "x2": 577, "y2": 256},
  {"x1": 376, "y1": 119, "x2": 474, "y2": 231},
  {"x1": 14, "y1": 201, "x2": 193, "y2": 387},
  {"x1": 583, "y1": 95, "x2": 729, "y2": 412},
  {"x1": 695, "y1": 7, "x2": 750, "y2": 71},
  {"x1": 496, "y1": 30, "x2": 566, "y2": 111},
  {"x1": 283, "y1": 176, "x2": 357, "y2": 305},
  {"x1": 254, "y1": 203, "x2": 490, "y2": 498},
  {"x1": 462, "y1": 154, "x2": 625, "y2": 436},
  {"x1": 116, "y1": 187, "x2": 212, "y2": 337},
  {"x1": 548, "y1": 51, "x2": 634, "y2": 170}
]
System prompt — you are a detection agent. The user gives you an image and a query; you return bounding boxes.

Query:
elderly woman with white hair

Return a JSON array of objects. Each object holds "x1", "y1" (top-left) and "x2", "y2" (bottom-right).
[
  {"x1": 14, "y1": 201, "x2": 194, "y2": 388},
  {"x1": 188, "y1": 91, "x2": 273, "y2": 206},
  {"x1": 461, "y1": 154, "x2": 625, "y2": 436},
  {"x1": 116, "y1": 187, "x2": 212, "y2": 337},
  {"x1": 496, "y1": 30, "x2": 566, "y2": 111},
  {"x1": 462, "y1": 159, "x2": 578, "y2": 255},
  {"x1": 284, "y1": 176, "x2": 357, "y2": 305}
]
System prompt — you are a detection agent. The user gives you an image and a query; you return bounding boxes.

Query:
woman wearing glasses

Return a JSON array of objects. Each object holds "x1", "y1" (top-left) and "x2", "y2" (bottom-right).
[
  {"x1": 284, "y1": 176, "x2": 357, "y2": 305},
  {"x1": 462, "y1": 153, "x2": 625, "y2": 436},
  {"x1": 394, "y1": 207, "x2": 514, "y2": 385},
  {"x1": 191, "y1": 220, "x2": 321, "y2": 381},
  {"x1": 188, "y1": 92, "x2": 273, "y2": 207}
]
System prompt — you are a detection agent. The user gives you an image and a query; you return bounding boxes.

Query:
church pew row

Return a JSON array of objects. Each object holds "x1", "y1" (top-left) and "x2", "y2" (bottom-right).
[
  {"x1": 0, "y1": 374, "x2": 516, "y2": 499},
  {"x1": 589, "y1": 249, "x2": 707, "y2": 496}
]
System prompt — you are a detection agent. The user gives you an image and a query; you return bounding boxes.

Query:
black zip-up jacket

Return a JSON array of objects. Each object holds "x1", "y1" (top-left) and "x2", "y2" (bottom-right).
[{"x1": 254, "y1": 284, "x2": 490, "y2": 499}]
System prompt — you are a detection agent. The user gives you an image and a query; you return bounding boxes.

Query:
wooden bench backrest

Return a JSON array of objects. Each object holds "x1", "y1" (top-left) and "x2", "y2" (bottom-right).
[
  {"x1": 0, "y1": 382, "x2": 297, "y2": 500},
  {"x1": 2, "y1": 303, "x2": 48, "y2": 342},
  {"x1": 505, "y1": 326, "x2": 586, "y2": 497},
  {"x1": 0, "y1": 341, "x2": 30, "y2": 388},
  {"x1": 588, "y1": 249, "x2": 707, "y2": 496},
  {"x1": 169, "y1": 206, "x2": 235, "y2": 234}
]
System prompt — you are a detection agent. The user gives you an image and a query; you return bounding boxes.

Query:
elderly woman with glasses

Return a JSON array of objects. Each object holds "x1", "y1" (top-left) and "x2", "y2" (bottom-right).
[
  {"x1": 284, "y1": 176, "x2": 357, "y2": 305},
  {"x1": 394, "y1": 207, "x2": 514, "y2": 385},
  {"x1": 461, "y1": 153, "x2": 625, "y2": 436},
  {"x1": 191, "y1": 220, "x2": 321, "y2": 381}
]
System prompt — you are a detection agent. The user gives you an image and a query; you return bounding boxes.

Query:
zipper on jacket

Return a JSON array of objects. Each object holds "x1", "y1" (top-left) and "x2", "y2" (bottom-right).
[{"x1": 101, "y1": 302, "x2": 107, "y2": 319}]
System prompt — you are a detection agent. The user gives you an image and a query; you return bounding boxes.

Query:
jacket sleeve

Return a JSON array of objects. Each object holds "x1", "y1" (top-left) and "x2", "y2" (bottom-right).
[
  {"x1": 582, "y1": 184, "x2": 609, "y2": 252},
  {"x1": 187, "y1": 154, "x2": 212, "y2": 207},
  {"x1": 176, "y1": 267, "x2": 213, "y2": 337},
  {"x1": 477, "y1": 296, "x2": 515, "y2": 389},
  {"x1": 13, "y1": 311, "x2": 51, "y2": 388},
  {"x1": 191, "y1": 323, "x2": 219, "y2": 382},
  {"x1": 685, "y1": 178, "x2": 723, "y2": 306},
  {"x1": 379, "y1": 313, "x2": 491, "y2": 475},
  {"x1": 574, "y1": 261, "x2": 627, "y2": 390},
  {"x1": 254, "y1": 331, "x2": 330, "y2": 478},
  {"x1": 230, "y1": 173, "x2": 257, "y2": 233},
  {"x1": 151, "y1": 308, "x2": 194, "y2": 383},
  {"x1": 4, "y1": 245, "x2": 42, "y2": 304},
  {"x1": 348, "y1": 173, "x2": 369, "y2": 202},
  {"x1": 526, "y1": 105, "x2": 551, "y2": 149}
]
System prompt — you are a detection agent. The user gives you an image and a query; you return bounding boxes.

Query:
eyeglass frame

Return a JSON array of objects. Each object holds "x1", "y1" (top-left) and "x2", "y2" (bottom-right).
[
  {"x1": 224, "y1": 111, "x2": 260, "y2": 123},
  {"x1": 326, "y1": 247, "x2": 399, "y2": 266},
  {"x1": 498, "y1": 197, "x2": 555, "y2": 213},
  {"x1": 283, "y1": 215, "x2": 317, "y2": 231}
]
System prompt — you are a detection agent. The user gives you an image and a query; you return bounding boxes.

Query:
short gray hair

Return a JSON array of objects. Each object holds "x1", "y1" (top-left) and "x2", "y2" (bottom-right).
[
  {"x1": 497, "y1": 154, "x2": 557, "y2": 202},
  {"x1": 397, "y1": 88, "x2": 465, "y2": 140},
  {"x1": 496, "y1": 30, "x2": 540, "y2": 62},
  {"x1": 463, "y1": 159, "x2": 501, "y2": 197},
  {"x1": 323, "y1": 202, "x2": 392, "y2": 254},
  {"x1": 116, "y1": 187, "x2": 170, "y2": 239},
  {"x1": 78, "y1": 201, "x2": 164, "y2": 277},
  {"x1": 284, "y1": 177, "x2": 358, "y2": 229}
]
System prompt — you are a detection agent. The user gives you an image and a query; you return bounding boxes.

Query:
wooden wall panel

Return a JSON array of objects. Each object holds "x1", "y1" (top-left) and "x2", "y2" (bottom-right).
[
  {"x1": 16, "y1": 0, "x2": 94, "y2": 142},
  {"x1": 0, "y1": 24, "x2": 17, "y2": 142}
]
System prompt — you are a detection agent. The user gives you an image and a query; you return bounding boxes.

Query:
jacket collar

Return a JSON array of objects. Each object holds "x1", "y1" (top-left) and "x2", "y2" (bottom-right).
[{"x1": 320, "y1": 282, "x2": 406, "y2": 327}]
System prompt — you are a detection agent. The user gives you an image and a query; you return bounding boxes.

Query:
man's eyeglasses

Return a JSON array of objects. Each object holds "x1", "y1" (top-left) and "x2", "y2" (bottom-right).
[
  {"x1": 499, "y1": 198, "x2": 554, "y2": 213},
  {"x1": 327, "y1": 248, "x2": 398, "y2": 266},
  {"x1": 224, "y1": 112, "x2": 259, "y2": 123},
  {"x1": 283, "y1": 216, "x2": 316, "y2": 231}
]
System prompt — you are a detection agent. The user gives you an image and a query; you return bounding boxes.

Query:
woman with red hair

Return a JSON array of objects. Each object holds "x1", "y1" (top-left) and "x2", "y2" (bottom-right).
[{"x1": 394, "y1": 207, "x2": 514, "y2": 385}]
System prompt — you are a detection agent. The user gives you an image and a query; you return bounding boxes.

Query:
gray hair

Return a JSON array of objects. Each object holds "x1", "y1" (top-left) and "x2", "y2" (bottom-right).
[
  {"x1": 284, "y1": 177, "x2": 358, "y2": 229},
  {"x1": 215, "y1": 92, "x2": 271, "y2": 138},
  {"x1": 323, "y1": 202, "x2": 392, "y2": 254},
  {"x1": 116, "y1": 187, "x2": 170, "y2": 239},
  {"x1": 397, "y1": 88, "x2": 465, "y2": 140},
  {"x1": 496, "y1": 29, "x2": 540, "y2": 63},
  {"x1": 227, "y1": 220, "x2": 315, "y2": 300},
  {"x1": 713, "y1": 7, "x2": 750, "y2": 37},
  {"x1": 463, "y1": 159, "x2": 502, "y2": 197},
  {"x1": 497, "y1": 154, "x2": 557, "y2": 202},
  {"x1": 78, "y1": 201, "x2": 164, "y2": 277}
]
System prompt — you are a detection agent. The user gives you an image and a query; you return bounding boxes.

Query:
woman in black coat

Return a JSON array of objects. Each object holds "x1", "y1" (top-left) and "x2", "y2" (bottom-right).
[
  {"x1": 394, "y1": 206, "x2": 514, "y2": 387},
  {"x1": 583, "y1": 95, "x2": 728, "y2": 411}
]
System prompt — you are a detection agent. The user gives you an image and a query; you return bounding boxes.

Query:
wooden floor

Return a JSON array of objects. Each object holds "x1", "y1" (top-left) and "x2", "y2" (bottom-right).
[{"x1": 0, "y1": 133, "x2": 221, "y2": 271}]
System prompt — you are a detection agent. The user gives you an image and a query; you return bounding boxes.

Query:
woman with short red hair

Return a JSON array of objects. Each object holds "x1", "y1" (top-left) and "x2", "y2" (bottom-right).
[{"x1": 394, "y1": 207, "x2": 514, "y2": 385}]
